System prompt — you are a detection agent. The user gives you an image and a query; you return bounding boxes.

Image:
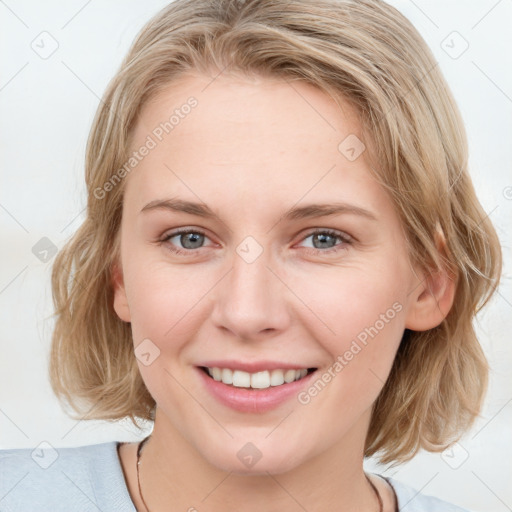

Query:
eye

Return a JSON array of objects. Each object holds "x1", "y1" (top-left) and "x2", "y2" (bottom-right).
[
  {"x1": 297, "y1": 229, "x2": 353, "y2": 254},
  {"x1": 160, "y1": 228, "x2": 213, "y2": 256},
  {"x1": 159, "y1": 227, "x2": 353, "y2": 257}
]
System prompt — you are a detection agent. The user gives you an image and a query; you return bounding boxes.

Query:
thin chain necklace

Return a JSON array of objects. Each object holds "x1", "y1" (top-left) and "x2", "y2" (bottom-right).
[
  {"x1": 136, "y1": 436, "x2": 383, "y2": 512},
  {"x1": 136, "y1": 436, "x2": 152, "y2": 512}
]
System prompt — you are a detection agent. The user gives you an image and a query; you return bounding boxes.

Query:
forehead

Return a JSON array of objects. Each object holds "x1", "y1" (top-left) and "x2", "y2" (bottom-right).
[
  {"x1": 124, "y1": 72, "x2": 389, "y2": 219},
  {"x1": 132, "y1": 72, "x2": 362, "y2": 150}
]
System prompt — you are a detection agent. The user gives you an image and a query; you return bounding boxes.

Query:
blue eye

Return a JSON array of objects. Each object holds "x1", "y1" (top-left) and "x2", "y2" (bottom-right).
[
  {"x1": 161, "y1": 228, "x2": 211, "y2": 255},
  {"x1": 298, "y1": 229, "x2": 352, "y2": 254},
  {"x1": 160, "y1": 228, "x2": 352, "y2": 256}
]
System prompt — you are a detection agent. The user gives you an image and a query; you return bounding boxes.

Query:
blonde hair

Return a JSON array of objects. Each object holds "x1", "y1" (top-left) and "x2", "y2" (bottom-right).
[{"x1": 49, "y1": 0, "x2": 502, "y2": 464}]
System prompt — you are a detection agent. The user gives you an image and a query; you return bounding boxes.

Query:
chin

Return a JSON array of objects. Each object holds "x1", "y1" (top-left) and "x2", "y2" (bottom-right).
[{"x1": 198, "y1": 437, "x2": 309, "y2": 476}]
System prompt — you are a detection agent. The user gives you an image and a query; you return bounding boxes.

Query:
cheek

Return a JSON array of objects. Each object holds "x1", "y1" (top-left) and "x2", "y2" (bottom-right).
[
  {"x1": 292, "y1": 268, "x2": 407, "y2": 420},
  {"x1": 123, "y1": 256, "x2": 215, "y2": 344},
  {"x1": 288, "y1": 262, "x2": 407, "y2": 363},
  {"x1": 123, "y1": 260, "x2": 212, "y2": 404}
]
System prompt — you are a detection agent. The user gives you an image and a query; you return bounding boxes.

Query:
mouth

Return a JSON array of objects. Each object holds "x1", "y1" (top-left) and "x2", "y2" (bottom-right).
[{"x1": 199, "y1": 366, "x2": 317, "y2": 390}]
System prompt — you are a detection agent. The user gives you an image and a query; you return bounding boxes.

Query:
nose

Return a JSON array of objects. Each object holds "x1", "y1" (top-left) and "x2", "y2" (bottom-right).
[{"x1": 210, "y1": 247, "x2": 291, "y2": 340}]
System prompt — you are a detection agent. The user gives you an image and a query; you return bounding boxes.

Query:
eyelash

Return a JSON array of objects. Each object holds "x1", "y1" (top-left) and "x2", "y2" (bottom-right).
[{"x1": 159, "y1": 227, "x2": 353, "y2": 257}]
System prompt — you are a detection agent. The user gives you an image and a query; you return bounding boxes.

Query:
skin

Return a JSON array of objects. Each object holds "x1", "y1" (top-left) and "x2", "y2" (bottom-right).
[{"x1": 112, "y1": 71, "x2": 455, "y2": 512}]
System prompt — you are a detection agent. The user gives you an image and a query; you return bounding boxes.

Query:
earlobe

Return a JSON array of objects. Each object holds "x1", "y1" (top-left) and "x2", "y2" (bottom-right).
[
  {"x1": 405, "y1": 229, "x2": 457, "y2": 332},
  {"x1": 111, "y1": 261, "x2": 131, "y2": 323}
]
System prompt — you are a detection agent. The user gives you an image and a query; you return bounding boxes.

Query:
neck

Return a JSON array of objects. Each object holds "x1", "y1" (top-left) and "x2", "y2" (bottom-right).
[{"x1": 137, "y1": 407, "x2": 379, "y2": 512}]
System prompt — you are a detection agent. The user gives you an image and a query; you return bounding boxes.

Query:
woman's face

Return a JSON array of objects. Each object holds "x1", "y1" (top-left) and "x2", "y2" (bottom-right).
[{"x1": 113, "y1": 72, "x2": 428, "y2": 474}]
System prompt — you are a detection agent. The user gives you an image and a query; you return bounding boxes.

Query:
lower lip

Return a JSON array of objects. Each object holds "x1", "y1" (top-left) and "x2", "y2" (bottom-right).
[{"x1": 196, "y1": 367, "x2": 317, "y2": 413}]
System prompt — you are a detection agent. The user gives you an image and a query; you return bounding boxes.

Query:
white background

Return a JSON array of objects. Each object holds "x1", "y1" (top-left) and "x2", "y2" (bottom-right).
[{"x1": 0, "y1": 1, "x2": 511, "y2": 511}]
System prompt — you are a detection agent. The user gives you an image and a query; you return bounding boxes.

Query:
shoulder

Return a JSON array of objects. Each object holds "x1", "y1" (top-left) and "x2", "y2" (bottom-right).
[
  {"x1": 0, "y1": 441, "x2": 136, "y2": 512},
  {"x1": 385, "y1": 475, "x2": 473, "y2": 512}
]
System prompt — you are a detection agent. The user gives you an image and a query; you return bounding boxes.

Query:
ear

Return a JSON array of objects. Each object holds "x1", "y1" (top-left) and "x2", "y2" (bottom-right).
[
  {"x1": 405, "y1": 229, "x2": 457, "y2": 331},
  {"x1": 111, "y1": 260, "x2": 131, "y2": 323}
]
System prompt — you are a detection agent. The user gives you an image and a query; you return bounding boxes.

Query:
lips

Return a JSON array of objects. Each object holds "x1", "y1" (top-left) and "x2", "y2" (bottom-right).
[{"x1": 196, "y1": 361, "x2": 318, "y2": 413}]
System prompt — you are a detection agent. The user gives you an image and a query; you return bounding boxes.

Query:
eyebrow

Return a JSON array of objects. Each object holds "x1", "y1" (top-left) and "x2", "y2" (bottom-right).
[{"x1": 140, "y1": 198, "x2": 377, "y2": 222}]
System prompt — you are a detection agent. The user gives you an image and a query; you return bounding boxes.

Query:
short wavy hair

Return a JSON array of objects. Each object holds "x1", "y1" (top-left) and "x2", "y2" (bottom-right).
[{"x1": 49, "y1": 0, "x2": 502, "y2": 464}]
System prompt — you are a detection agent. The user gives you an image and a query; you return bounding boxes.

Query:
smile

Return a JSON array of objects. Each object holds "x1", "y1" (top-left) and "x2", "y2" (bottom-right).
[{"x1": 202, "y1": 367, "x2": 316, "y2": 389}]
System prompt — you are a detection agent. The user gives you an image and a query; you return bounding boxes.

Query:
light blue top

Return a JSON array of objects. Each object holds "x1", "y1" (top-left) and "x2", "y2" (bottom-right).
[{"x1": 0, "y1": 441, "x2": 472, "y2": 511}]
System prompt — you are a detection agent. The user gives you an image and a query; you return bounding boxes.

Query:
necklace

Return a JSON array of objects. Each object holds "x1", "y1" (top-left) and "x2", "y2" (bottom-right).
[
  {"x1": 136, "y1": 436, "x2": 151, "y2": 512},
  {"x1": 136, "y1": 436, "x2": 383, "y2": 512}
]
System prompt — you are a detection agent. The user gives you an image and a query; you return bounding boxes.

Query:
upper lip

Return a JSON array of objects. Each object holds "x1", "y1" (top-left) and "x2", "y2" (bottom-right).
[{"x1": 198, "y1": 360, "x2": 316, "y2": 373}]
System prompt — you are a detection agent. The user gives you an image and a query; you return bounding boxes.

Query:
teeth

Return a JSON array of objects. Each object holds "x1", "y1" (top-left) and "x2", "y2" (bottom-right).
[
  {"x1": 269, "y1": 369, "x2": 285, "y2": 386},
  {"x1": 205, "y1": 367, "x2": 311, "y2": 389},
  {"x1": 284, "y1": 369, "x2": 296, "y2": 383},
  {"x1": 221, "y1": 368, "x2": 233, "y2": 384},
  {"x1": 251, "y1": 371, "x2": 270, "y2": 389},
  {"x1": 232, "y1": 370, "x2": 251, "y2": 387}
]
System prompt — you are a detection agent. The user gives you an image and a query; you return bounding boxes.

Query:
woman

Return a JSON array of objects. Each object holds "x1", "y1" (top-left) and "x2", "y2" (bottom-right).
[{"x1": 0, "y1": 0, "x2": 502, "y2": 510}]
